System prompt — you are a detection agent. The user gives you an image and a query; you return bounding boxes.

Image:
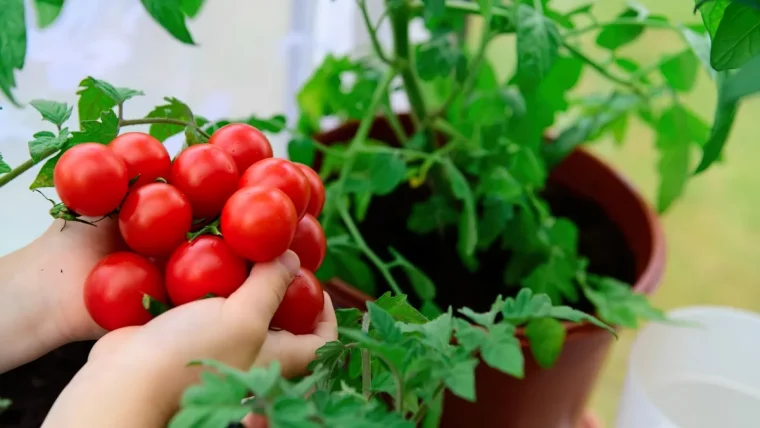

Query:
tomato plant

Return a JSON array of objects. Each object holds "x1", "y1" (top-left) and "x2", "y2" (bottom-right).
[
  {"x1": 239, "y1": 158, "x2": 311, "y2": 219},
  {"x1": 170, "y1": 144, "x2": 239, "y2": 219},
  {"x1": 221, "y1": 186, "x2": 298, "y2": 262},
  {"x1": 119, "y1": 182, "x2": 193, "y2": 257},
  {"x1": 53, "y1": 143, "x2": 128, "y2": 217},
  {"x1": 109, "y1": 132, "x2": 171, "y2": 188},
  {"x1": 165, "y1": 235, "x2": 248, "y2": 305},
  {"x1": 289, "y1": 214, "x2": 326, "y2": 272},
  {"x1": 270, "y1": 268, "x2": 324, "y2": 335},
  {"x1": 84, "y1": 252, "x2": 167, "y2": 331},
  {"x1": 209, "y1": 123, "x2": 274, "y2": 172},
  {"x1": 296, "y1": 163, "x2": 325, "y2": 218}
]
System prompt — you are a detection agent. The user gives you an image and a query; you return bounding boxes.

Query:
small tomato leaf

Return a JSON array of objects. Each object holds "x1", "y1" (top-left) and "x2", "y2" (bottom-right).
[
  {"x1": 145, "y1": 97, "x2": 194, "y2": 142},
  {"x1": 29, "y1": 99, "x2": 73, "y2": 128},
  {"x1": 0, "y1": 154, "x2": 10, "y2": 174},
  {"x1": 140, "y1": 0, "x2": 196, "y2": 45},
  {"x1": 525, "y1": 317, "x2": 565, "y2": 368}
]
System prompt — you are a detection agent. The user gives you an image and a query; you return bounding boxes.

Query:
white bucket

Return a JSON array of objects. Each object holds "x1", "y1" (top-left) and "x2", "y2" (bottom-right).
[{"x1": 616, "y1": 306, "x2": 760, "y2": 428}]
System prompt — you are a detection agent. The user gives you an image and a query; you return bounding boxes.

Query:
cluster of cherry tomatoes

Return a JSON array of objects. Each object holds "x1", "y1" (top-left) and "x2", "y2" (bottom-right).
[{"x1": 53, "y1": 123, "x2": 327, "y2": 335}]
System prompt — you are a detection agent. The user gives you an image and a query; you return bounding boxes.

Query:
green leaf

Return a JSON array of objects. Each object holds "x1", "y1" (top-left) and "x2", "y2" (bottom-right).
[
  {"x1": 335, "y1": 308, "x2": 364, "y2": 329},
  {"x1": 181, "y1": 0, "x2": 205, "y2": 17},
  {"x1": 320, "y1": 247, "x2": 377, "y2": 296},
  {"x1": 271, "y1": 397, "x2": 319, "y2": 428},
  {"x1": 388, "y1": 248, "x2": 436, "y2": 301},
  {"x1": 501, "y1": 288, "x2": 552, "y2": 324},
  {"x1": 478, "y1": 166, "x2": 522, "y2": 201},
  {"x1": 723, "y1": 54, "x2": 760, "y2": 103},
  {"x1": 454, "y1": 319, "x2": 488, "y2": 352},
  {"x1": 407, "y1": 195, "x2": 458, "y2": 234},
  {"x1": 710, "y1": 3, "x2": 760, "y2": 70},
  {"x1": 369, "y1": 153, "x2": 407, "y2": 196},
  {"x1": 525, "y1": 318, "x2": 565, "y2": 368},
  {"x1": 421, "y1": 0, "x2": 447, "y2": 26},
  {"x1": 481, "y1": 323, "x2": 524, "y2": 377},
  {"x1": 509, "y1": 147, "x2": 547, "y2": 188},
  {"x1": 515, "y1": 4, "x2": 561, "y2": 87},
  {"x1": 30, "y1": 99, "x2": 73, "y2": 128},
  {"x1": 34, "y1": 0, "x2": 64, "y2": 28},
  {"x1": 243, "y1": 114, "x2": 287, "y2": 133},
  {"x1": 28, "y1": 128, "x2": 69, "y2": 163},
  {"x1": 367, "y1": 301, "x2": 403, "y2": 343},
  {"x1": 0, "y1": 154, "x2": 10, "y2": 174},
  {"x1": 308, "y1": 341, "x2": 347, "y2": 373},
  {"x1": 29, "y1": 153, "x2": 61, "y2": 189},
  {"x1": 140, "y1": 0, "x2": 195, "y2": 45},
  {"x1": 416, "y1": 35, "x2": 462, "y2": 81},
  {"x1": 477, "y1": 197, "x2": 514, "y2": 250},
  {"x1": 596, "y1": 9, "x2": 645, "y2": 50},
  {"x1": 288, "y1": 136, "x2": 316, "y2": 166},
  {"x1": 458, "y1": 295, "x2": 505, "y2": 328},
  {"x1": 76, "y1": 77, "x2": 143, "y2": 123},
  {"x1": 659, "y1": 50, "x2": 699, "y2": 92},
  {"x1": 696, "y1": 0, "x2": 730, "y2": 38},
  {"x1": 70, "y1": 110, "x2": 120, "y2": 145},
  {"x1": 375, "y1": 293, "x2": 428, "y2": 324},
  {"x1": 696, "y1": 72, "x2": 740, "y2": 173},
  {"x1": 0, "y1": 0, "x2": 26, "y2": 105},
  {"x1": 442, "y1": 159, "x2": 477, "y2": 257},
  {"x1": 548, "y1": 305, "x2": 615, "y2": 335},
  {"x1": 142, "y1": 294, "x2": 170, "y2": 317},
  {"x1": 170, "y1": 364, "x2": 250, "y2": 428},
  {"x1": 443, "y1": 358, "x2": 478, "y2": 402},
  {"x1": 656, "y1": 105, "x2": 708, "y2": 211},
  {"x1": 145, "y1": 97, "x2": 194, "y2": 142},
  {"x1": 681, "y1": 27, "x2": 716, "y2": 79},
  {"x1": 584, "y1": 274, "x2": 667, "y2": 329},
  {"x1": 522, "y1": 254, "x2": 579, "y2": 304}
]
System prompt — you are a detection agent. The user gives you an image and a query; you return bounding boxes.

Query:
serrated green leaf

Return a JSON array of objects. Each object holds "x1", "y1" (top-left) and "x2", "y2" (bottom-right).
[
  {"x1": 481, "y1": 323, "x2": 523, "y2": 377},
  {"x1": 509, "y1": 147, "x2": 547, "y2": 188},
  {"x1": 29, "y1": 152, "x2": 61, "y2": 189},
  {"x1": 271, "y1": 396, "x2": 319, "y2": 428},
  {"x1": 415, "y1": 311, "x2": 454, "y2": 351},
  {"x1": 659, "y1": 49, "x2": 699, "y2": 92},
  {"x1": 522, "y1": 254, "x2": 579, "y2": 304},
  {"x1": 477, "y1": 198, "x2": 514, "y2": 250},
  {"x1": 458, "y1": 295, "x2": 505, "y2": 328},
  {"x1": 145, "y1": 97, "x2": 194, "y2": 142},
  {"x1": 443, "y1": 357, "x2": 478, "y2": 401},
  {"x1": 501, "y1": 288, "x2": 552, "y2": 324},
  {"x1": 70, "y1": 110, "x2": 120, "y2": 145},
  {"x1": 140, "y1": 0, "x2": 195, "y2": 45},
  {"x1": 407, "y1": 195, "x2": 458, "y2": 234},
  {"x1": 583, "y1": 274, "x2": 667, "y2": 329},
  {"x1": 525, "y1": 317, "x2": 565, "y2": 368},
  {"x1": 710, "y1": 3, "x2": 760, "y2": 70},
  {"x1": 369, "y1": 153, "x2": 407, "y2": 195},
  {"x1": 416, "y1": 35, "x2": 462, "y2": 81},
  {"x1": 0, "y1": 154, "x2": 10, "y2": 174},
  {"x1": 76, "y1": 77, "x2": 143, "y2": 123},
  {"x1": 389, "y1": 248, "x2": 436, "y2": 301},
  {"x1": 29, "y1": 99, "x2": 73, "y2": 128},
  {"x1": 453, "y1": 319, "x2": 488, "y2": 352},
  {"x1": 181, "y1": 0, "x2": 205, "y2": 17},
  {"x1": 288, "y1": 136, "x2": 316, "y2": 166},
  {"x1": 28, "y1": 128, "x2": 69, "y2": 162},
  {"x1": 478, "y1": 166, "x2": 522, "y2": 201},
  {"x1": 367, "y1": 301, "x2": 403, "y2": 343},
  {"x1": 170, "y1": 363, "x2": 250, "y2": 428},
  {"x1": 548, "y1": 306, "x2": 615, "y2": 335},
  {"x1": 335, "y1": 308, "x2": 364, "y2": 329},
  {"x1": 34, "y1": 0, "x2": 64, "y2": 28},
  {"x1": 596, "y1": 9, "x2": 645, "y2": 50},
  {"x1": 375, "y1": 293, "x2": 428, "y2": 324},
  {"x1": 0, "y1": 0, "x2": 26, "y2": 105},
  {"x1": 516, "y1": 4, "x2": 561, "y2": 87}
]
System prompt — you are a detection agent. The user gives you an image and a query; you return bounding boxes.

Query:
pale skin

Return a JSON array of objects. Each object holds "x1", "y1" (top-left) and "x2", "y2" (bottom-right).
[{"x1": 0, "y1": 218, "x2": 336, "y2": 427}]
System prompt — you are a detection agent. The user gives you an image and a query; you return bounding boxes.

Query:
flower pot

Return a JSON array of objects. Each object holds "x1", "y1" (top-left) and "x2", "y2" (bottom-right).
[{"x1": 315, "y1": 115, "x2": 666, "y2": 428}]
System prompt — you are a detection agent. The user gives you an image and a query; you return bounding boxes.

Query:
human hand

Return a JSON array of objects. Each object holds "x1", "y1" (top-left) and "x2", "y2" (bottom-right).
[
  {"x1": 0, "y1": 217, "x2": 122, "y2": 373},
  {"x1": 43, "y1": 250, "x2": 337, "y2": 428}
]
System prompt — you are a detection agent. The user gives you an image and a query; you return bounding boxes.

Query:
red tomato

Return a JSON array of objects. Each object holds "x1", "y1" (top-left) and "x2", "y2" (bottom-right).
[
  {"x1": 295, "y1": 163, "x2": 325, "y2": 218},
  {"x1": 109, "y1": 132, "x2": 171, "y2": 188},
  {"x1": 221, "y1": 187, "x2": 298, "y2": 262},
  {"x1": 170, "y1": 144, "x2": 239, "y2": 218},
  {"x1": 208, "y1": 123, "x2": 273, "y2": 172},
  {"x1": 165, "y1": 235, "x2": 248, "y2": 305},
  {"x1": 289, "y1": 214, "x2": 326, "y2": 271},
  {"x1": 239, "y1": 158, "x2": 310, "y2": 219},
  {"x1": 84, "y1": 252, "x2": 168, "y2": 331},
  {"x1": 119, "y1": 183, "x2": 193, "y2": 257},
  {"x1": 53, "y1": 143, "x2": 128, "y2": 216},
  {"x1": 271, "y1": 268, "x2": 324, "y2": 335}
]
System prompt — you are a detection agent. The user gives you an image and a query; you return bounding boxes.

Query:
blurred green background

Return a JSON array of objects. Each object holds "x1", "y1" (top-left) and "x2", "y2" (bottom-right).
[{"x1": 480, "y1": 0, "x2": 760, "y2": 425}]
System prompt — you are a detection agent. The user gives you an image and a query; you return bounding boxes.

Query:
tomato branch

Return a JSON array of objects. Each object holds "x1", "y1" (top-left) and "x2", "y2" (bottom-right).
[
  {"x1": 358, "y1": 0, "x2": 394, "y2": 66},
  {"x1": 360, "y1": 313, "x2": 372, "y2": 398},
  {"x1": 119, "y1": 117, "x2": 211, "y2": 139},
  {"x1": 564, "y1": 17, "x2": 681, "y2": 38},
  {"x1": 0, "y1": 147, "x2": 58, "y2": 188},
  {"x1": 387, "y1": 1, "x2": 429, "y2": 126},
  {"x1": 562, "y1": 42, "x2": 646, "y2": 98}
]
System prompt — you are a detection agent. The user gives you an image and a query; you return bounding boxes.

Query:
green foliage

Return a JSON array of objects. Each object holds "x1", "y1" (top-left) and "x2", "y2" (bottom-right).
[
  {"x1": 33, "y1": 0, "x2": 64, "y2": 28},
  {"x1": 0, "y1": 0, "x2": 26, "y2": 105}
]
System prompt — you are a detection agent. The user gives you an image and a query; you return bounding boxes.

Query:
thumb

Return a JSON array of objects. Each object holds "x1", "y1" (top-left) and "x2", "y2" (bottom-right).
[{"x1": 225, "y1": 250, "x2": 300, "y2": 323}]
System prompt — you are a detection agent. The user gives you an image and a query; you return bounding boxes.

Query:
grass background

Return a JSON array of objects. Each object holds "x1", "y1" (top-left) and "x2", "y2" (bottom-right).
[{"x1": 480, "y1": 0, "x2": 760, "y2": 425}]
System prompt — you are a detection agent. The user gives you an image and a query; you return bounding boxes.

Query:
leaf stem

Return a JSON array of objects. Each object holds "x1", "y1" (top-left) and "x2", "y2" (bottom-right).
[
  {"x1": 562, "y1": 42, "x2": 646, "y2": 97},
  {"x1": 358, "y1": 0, "x2": 394, "y2": 66},
  {"x1": 387, "y1": 0, "x2": 428, "y2": 125},
  {"x1": 0, "y1": 147, "x2": 58, "y2": 188},
  {"x1": 565, "y1": 17, "x2": 681, "y2": 38},
  {"x1": 338, "y1": 203, "x2": 403, "y2": 296},
  {"x1": 382, "y1": 102, "x2": 409, "y2": 145},
  {"x1": 375, "y1": 353, "x2": 405, "y2": 414},
  {"x1": 360, "y1": 313, "x2": 372, "y2": 398},
  {"x1": 413, "y1": 383, "x2": 445, "y2": 424},
  {"x1": 119, "y1": 117, "x2": 211, "y2": 139},
  {"x1": 408, "y1": 0, "x2": 511, "y2": 22}
]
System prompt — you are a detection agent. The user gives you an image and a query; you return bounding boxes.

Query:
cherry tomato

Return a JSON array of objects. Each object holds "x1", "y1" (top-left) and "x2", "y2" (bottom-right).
[
  {"x1": 165, "y1": 235, "x2": 248, "y2": 305},
  {"x1": 239, "y1": 158, "x2": 310, "y2": 219},
  {"x1": 84, "y1": 252, "x2": 168, "y2": 331},
  {"x1": 53, "y1": 143, "x2": 128, "y2": 216},
  {"x1": 170, "y1": 144, "x2": 239, "y2": 218},
  {"x1": 109, "y1": 132, "x2": 171, "y2": 188},
  {"x1": 295, "y1": 163, "x2": 325, "y2": 218},
  {"x1": 270, "y1": 268, "x2": 324, "y2": 335},
  {"x1": 221, "y1": 186, "x2": 298, "y2": 262},
  {"x1": 119, "y1": 182, "x2": 193, "y2": 257},
  {"x1": 289, "y1": 214, "x2": 326, "y2": 271},
  {"x1": 209, "y1": 123, "x2": 273, "y2": 172}
]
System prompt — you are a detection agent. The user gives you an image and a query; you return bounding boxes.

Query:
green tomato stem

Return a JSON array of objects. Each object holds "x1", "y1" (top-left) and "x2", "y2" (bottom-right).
[
  {"x1": 119, "y1": 117, "x2": 211, "y2": 139},
  {"x1": 0, "y1": 148, "x2": 57, "y2": 189},
  {"x1": 562, "y1": 42, "x2": 646, "y2": 98},
  {"x1": 360, "y1": 313, "x2": 372, "y2": 398},
  {"x1": 358, "y1": 0, "x2": 394, "y2": 66},
  {"x1": 387, "y1": 0, "x2": 428, "y2": 126}
]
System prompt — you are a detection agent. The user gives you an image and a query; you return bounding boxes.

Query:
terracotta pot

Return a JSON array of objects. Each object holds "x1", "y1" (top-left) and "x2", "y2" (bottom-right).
[{"x1": 315, "y1": 116, "x2": 666, "y2": 428}]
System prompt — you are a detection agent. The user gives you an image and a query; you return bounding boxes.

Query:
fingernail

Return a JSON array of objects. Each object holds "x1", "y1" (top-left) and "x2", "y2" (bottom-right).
[{"x1": 277, "y1": 250, "x2": 300, "y2": 276}]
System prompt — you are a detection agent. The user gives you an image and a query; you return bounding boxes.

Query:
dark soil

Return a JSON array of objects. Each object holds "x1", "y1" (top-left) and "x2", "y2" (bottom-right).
[
  {"x1": 358, "y1": 181, "x2": 637, "y2": 313},
  {"x1": 0, "y1": 341, "x2": 94, "y2": 428}
]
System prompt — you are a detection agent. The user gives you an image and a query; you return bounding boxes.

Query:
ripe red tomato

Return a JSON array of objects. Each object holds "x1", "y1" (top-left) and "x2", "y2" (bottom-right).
[
  {"x1": 119, "y1": 183, "x2": 193, "y2": 257},
  {"x1": 289, "y1": 214, "x2": 326, "y2": 271},
  {"x1": 170, "y1": 144, "x2": 239, "y2": 218},
  {"x1": 295, "y1": 163, "x2": 325, "y2": 218},
  {"x1": 239, "y1": 158, "x2": 311, "y2": 219},
  {"x1": 84, "y1": 252, "x2": 168, "y2": 331},
  {"x1": 53, "y1": 143, "x2": 128, "y2": 216},
  {"x1": 270, "y1": 268, "x2": 324, "y2": 335},
  {"x1": 221, "y1": 186, "x2": 298, "y2": 262},
  {"x1": 208, "y1": 123, "x2": 273, "y2": 172},
  {"x1": 165, "y1": 235, "x2": 248, "y2": 305},
  {"x1": 109, "y1": 132, "x2": 171, "y2": 188}
]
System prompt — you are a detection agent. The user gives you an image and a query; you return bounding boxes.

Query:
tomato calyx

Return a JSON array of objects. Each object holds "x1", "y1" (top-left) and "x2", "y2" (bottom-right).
[
  {"x1": 35, "y1": 189, "x2": 99, "y2": 229},
  {"x1": 142, "y1": 294, "x2": 171, "y2": 317},
  {"x1": 186, "y1": 217, "x2": 222, "y2": 242},
  {"x1": 128, "y1": 174, "x2": 142, "y2": 187}
]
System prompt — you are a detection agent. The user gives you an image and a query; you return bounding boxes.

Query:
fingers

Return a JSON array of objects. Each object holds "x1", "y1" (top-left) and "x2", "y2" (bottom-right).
[
  {"x1": 254, "y1": 330, "x2": 329, "y2": 378},
  {"x1": 225, "y1": 251, "x2": 300, "y2": 324},
  {"x1": 313, "y1": 292, "x2": 338, "y2": 341}
]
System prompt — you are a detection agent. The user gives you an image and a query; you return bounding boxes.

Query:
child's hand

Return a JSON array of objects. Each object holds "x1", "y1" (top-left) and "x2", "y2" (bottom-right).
[{"x1": 43, "y1": 250, "x2": 337, "y2": 428}]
